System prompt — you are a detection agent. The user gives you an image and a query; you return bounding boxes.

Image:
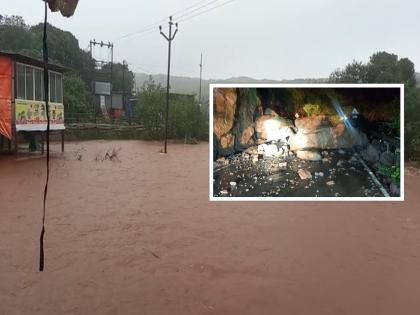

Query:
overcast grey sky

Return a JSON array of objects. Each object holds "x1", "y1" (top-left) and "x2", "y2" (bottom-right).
[{"x1": 1, "y1": 0, "x2": 419, "y2": 80}]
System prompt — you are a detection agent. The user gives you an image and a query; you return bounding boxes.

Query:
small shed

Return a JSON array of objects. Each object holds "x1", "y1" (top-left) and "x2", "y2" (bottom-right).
[{"x1": 0, "y1": 51, "x2": 70, "y2": 152}]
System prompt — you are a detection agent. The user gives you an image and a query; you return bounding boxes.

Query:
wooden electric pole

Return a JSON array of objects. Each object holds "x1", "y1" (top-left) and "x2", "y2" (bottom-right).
[
  {"x1": 199, "y1": 53, "x2": 203, "y2": 106},
  {"x1": 159, "y1": 16, "x2": 179, "y2": 154}
]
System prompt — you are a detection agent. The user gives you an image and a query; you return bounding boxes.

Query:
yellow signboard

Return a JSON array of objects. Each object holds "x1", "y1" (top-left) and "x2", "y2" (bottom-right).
[{"x1": 15, "y1": 99, "x2": 65, "y2": 131}]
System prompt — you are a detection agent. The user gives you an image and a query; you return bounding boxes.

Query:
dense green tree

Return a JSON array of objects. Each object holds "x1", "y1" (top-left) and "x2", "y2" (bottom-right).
[
  {"x1": 135, "y1": 77, "x2": 165, "y2": 139},
  {"x1": 169, "y1": 95, "x2": 206, "y2": 140},
  {"x1": 329, "y1": 51, "x2": 420, "y2": 158},
  {"x1": 330, "y1": 61, "x2": 367, "y2": 83},
  {"x1": 99, "y1": 62, "x2": 135, "y2": 93},
  {"x1": 330, "y1": 52, "x2": 416, "y2": 86},
  {"x1": 29, "y1": 23, "x2": 95, "y2": 86},
  {"x1": 63, "y1": 73, "x2": 92, "y2": 119},
  {"x1": 0, "y1": 16, "x2": 34, "y2": 53},
  {"x1": 135, "y1": 77, "x2": 206, "y2": 140},
  {"x1": 0, "y1": 15, "x2": 27, "y2": 28}
]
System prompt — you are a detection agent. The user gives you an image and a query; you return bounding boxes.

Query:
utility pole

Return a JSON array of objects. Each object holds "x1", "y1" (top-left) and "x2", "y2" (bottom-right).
[
  {"x1": 122, "y1": 60, "x2": 126, "y2": 106},
  {"x1": 122, "y1": 60, "x2": 130, "y2": 124},
  {"x1": 159, "y1": 16, "x2": 179, "y2": 154},
  {"x1": 199, "y1": 53, "x2": 203, "y2": 106},
  {"x1": 110, "y1": 42, "x2": 114, "y2": 115},
  {"x1": 89, "y1": 39, "x2": 114, "y2": 120}
]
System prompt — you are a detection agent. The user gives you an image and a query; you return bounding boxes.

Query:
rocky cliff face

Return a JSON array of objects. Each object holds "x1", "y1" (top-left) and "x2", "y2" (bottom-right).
[
  {"x1": 213, "y1": 88, "x2": 371, "y2": 159},
  {"x1": 213, "y1": 88, "x2": 260, "y2": 157}
]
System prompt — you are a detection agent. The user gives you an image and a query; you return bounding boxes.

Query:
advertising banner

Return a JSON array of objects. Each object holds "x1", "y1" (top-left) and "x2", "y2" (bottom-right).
[
  {"x1": 0, "y1": 55, "x2": 12, "y2": 139},
  {"x1": 15, "y1": 99, "x2": 65, "y2": 131}
]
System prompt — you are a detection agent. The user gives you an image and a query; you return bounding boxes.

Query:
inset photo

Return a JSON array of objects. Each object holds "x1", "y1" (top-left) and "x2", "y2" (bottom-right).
[{"x1": 210, "y1": 84, "x2": 404, "y2": 201}]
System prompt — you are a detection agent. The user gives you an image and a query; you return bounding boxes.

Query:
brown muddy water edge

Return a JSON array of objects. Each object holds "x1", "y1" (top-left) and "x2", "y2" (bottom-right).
[{"x1": 1, "y1": 140, "x2": 420, "y2": 315}]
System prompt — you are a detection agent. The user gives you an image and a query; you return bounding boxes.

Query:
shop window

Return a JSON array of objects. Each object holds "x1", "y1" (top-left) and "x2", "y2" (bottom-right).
[
  {"x1": 16, "y1": 64, "x2": 25, "y2": 99},
  {"x1": 25, "y1": 66, "x2": 34, "y2": 100}
]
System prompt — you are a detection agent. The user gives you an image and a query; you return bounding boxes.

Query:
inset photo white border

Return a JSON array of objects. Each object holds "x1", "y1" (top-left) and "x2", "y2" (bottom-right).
[{"x1": 209, "y1": 83, "x2": 404, "y2": 202}]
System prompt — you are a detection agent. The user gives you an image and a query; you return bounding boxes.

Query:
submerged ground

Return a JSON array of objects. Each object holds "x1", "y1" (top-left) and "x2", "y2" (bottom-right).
[{"x1": 1, "y1": 140, "x2": 420, "y2": 315}]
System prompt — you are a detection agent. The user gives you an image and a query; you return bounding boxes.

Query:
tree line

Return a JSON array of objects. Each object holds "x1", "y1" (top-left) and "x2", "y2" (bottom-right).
[{"x1": 329, "y1": 51, "x2": 419, "y2": 159}]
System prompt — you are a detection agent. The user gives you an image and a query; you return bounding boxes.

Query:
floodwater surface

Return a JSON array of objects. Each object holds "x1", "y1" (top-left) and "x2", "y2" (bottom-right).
[{"x1": 0, "y1": 140, "x2": 420, "y2": 315}]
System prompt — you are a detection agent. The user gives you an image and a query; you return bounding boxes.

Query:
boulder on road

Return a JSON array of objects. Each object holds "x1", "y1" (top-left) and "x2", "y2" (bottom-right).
[
  {"x1": 379, "y1": 151, "x2": 395, "y2": 166},
  {"x1": 296, "y1": 150, "x2": 322, "y2": 161},
  {"x1": 290, "y1": 116, "x2": 368, "y2": 151},
  {"x1": 255, "y1": 113, "x2": 295, "y2": 142},
  {"x1": 362, "y1": 144, "x2": 380, "y2": 163},
  {"x1": 298, "y1": 169, "x2": 312, "y2": 180}
]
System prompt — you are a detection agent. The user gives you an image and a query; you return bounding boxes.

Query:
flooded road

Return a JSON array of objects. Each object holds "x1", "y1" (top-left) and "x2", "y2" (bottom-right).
[{"x1": 1, "y1": 140, "x2": 420, "y2": 315}]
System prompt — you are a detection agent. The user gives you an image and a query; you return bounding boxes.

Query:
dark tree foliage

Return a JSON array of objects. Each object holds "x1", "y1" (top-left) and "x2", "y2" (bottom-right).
[
  {"x1": 135, "y1": 77, "x2": 165, "y2": 139},
  {"x1": 99, "y1": 62, "x2": 135, "y2": 92},
  {"x1": 0, "y1": 15, "x2": 34, "y2": 53},
  {"x1": 330, "y1": 61, "x2": 367, "y2": 83},
  {"x1": 330, "y1": 52, "x2": 416, "y2": 86},
  {"x1": 329, "y1": 51, "x2": 420, "y2": 159},
  {"x1": 63, "y1": 73, "x2": 92, "y2": 120},
  {"x1": 31, "y1": 23, "x2": 95, "y2": 87},
  {"x1": 135, "y1": 77, "x2": 206, "y2": 140}
]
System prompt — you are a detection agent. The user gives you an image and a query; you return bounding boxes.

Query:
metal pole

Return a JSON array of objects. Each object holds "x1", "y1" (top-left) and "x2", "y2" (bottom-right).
[
  {"x1": 122, "y1": 60, "x2": 125, "y2": 113},
  {"x1": 164, "y1": 21, "x2": 172, "y2": 154},
  {"x1": 199, "y1": 53, "x2": 202, "y2": 105},
  {"x1": 110, "y1": 43, "x2": 114, "y2": 117},
  {"x1": 90, "y1": 40, "x2": 97, "y2": 124},
  {"x1": 160, "y1": 16, "x2": 178, "y2": 154}
]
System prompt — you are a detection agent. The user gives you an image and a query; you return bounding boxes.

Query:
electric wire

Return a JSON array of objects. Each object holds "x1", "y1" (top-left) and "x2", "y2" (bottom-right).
[
  {"x1": 178, "y1": 0, "x2": 237, "y2": 23},
  {"x1": 114, "y1": 0, "x2": 229, "y2": 41}
]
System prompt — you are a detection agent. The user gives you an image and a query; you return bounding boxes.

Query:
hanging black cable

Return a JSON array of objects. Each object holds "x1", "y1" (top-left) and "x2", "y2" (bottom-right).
[{"x1": 40, "y1": 0, "x2": 50, "y2": 272}]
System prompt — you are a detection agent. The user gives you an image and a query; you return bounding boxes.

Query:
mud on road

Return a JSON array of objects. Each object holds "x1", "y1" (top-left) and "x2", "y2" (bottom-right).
[{"x1": 213, "y1": 148, "x2": 386, "y2": 198}]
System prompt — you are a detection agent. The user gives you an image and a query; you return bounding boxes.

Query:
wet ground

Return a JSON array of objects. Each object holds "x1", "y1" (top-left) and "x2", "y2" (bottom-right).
[
  {"x1": 1, "y1": 140, "x2": 419, "y2": 315},
  {"x1": 213, "y1": 149, "x2": 385, "y2": 198}
]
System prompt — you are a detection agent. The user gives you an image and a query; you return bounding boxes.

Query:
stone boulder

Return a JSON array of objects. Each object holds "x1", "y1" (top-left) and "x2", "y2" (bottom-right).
[
  {"x1": 290, "y1": 115, "x2": 368, "y2": 151},
  {"x1": 298, "y1": 169, "x2": 312, "y2": 180},
  {"x1": 379, "y1": 151, "x2": 396, "y2": 166},
  {"x1": 258, "y1": 143, "x2": 279, "y2": 157},
  {"x1": 255, "y1": 114, "x2": 295, "y2": 142},
  {"x1": 361, "y1": 144, "x2": 380, "y2": 163},
  {"x1": 240, "y1": 126, "x2": 254, "y2": 147},
  {"x1": 294, "y1": 115, "x2": 331, "y2": 133},
  {"x1": 220, "y1": 133, "x2": 235, "y2": 150},
  {"x1": 390, "y1": 183, "x2": 400, "y2": 196}
]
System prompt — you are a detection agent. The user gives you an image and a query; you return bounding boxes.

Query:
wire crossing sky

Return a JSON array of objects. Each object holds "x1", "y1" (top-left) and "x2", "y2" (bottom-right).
[{"x1": 1, "y1": 0, "x2": 419, "y2": 80}]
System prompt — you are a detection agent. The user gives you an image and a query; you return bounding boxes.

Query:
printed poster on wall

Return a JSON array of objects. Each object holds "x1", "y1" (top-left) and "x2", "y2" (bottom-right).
[{"x1": 15, "y1": 99, "x2": 65, "y2": 131}]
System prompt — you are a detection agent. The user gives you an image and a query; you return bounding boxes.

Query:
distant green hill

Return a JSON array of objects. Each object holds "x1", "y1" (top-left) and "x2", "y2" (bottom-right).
[
  {"x1": 136, "y1": 71, "x2": 420, "y2": 103},
  {"x1": 135, "y1": 73, "x2": 328, "y2": 104}
]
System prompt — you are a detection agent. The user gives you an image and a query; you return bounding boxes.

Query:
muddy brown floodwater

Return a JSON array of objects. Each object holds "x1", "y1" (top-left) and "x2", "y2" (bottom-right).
[{"x1": 1, "y1": 140, "x2": 420, "y2": 315}]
